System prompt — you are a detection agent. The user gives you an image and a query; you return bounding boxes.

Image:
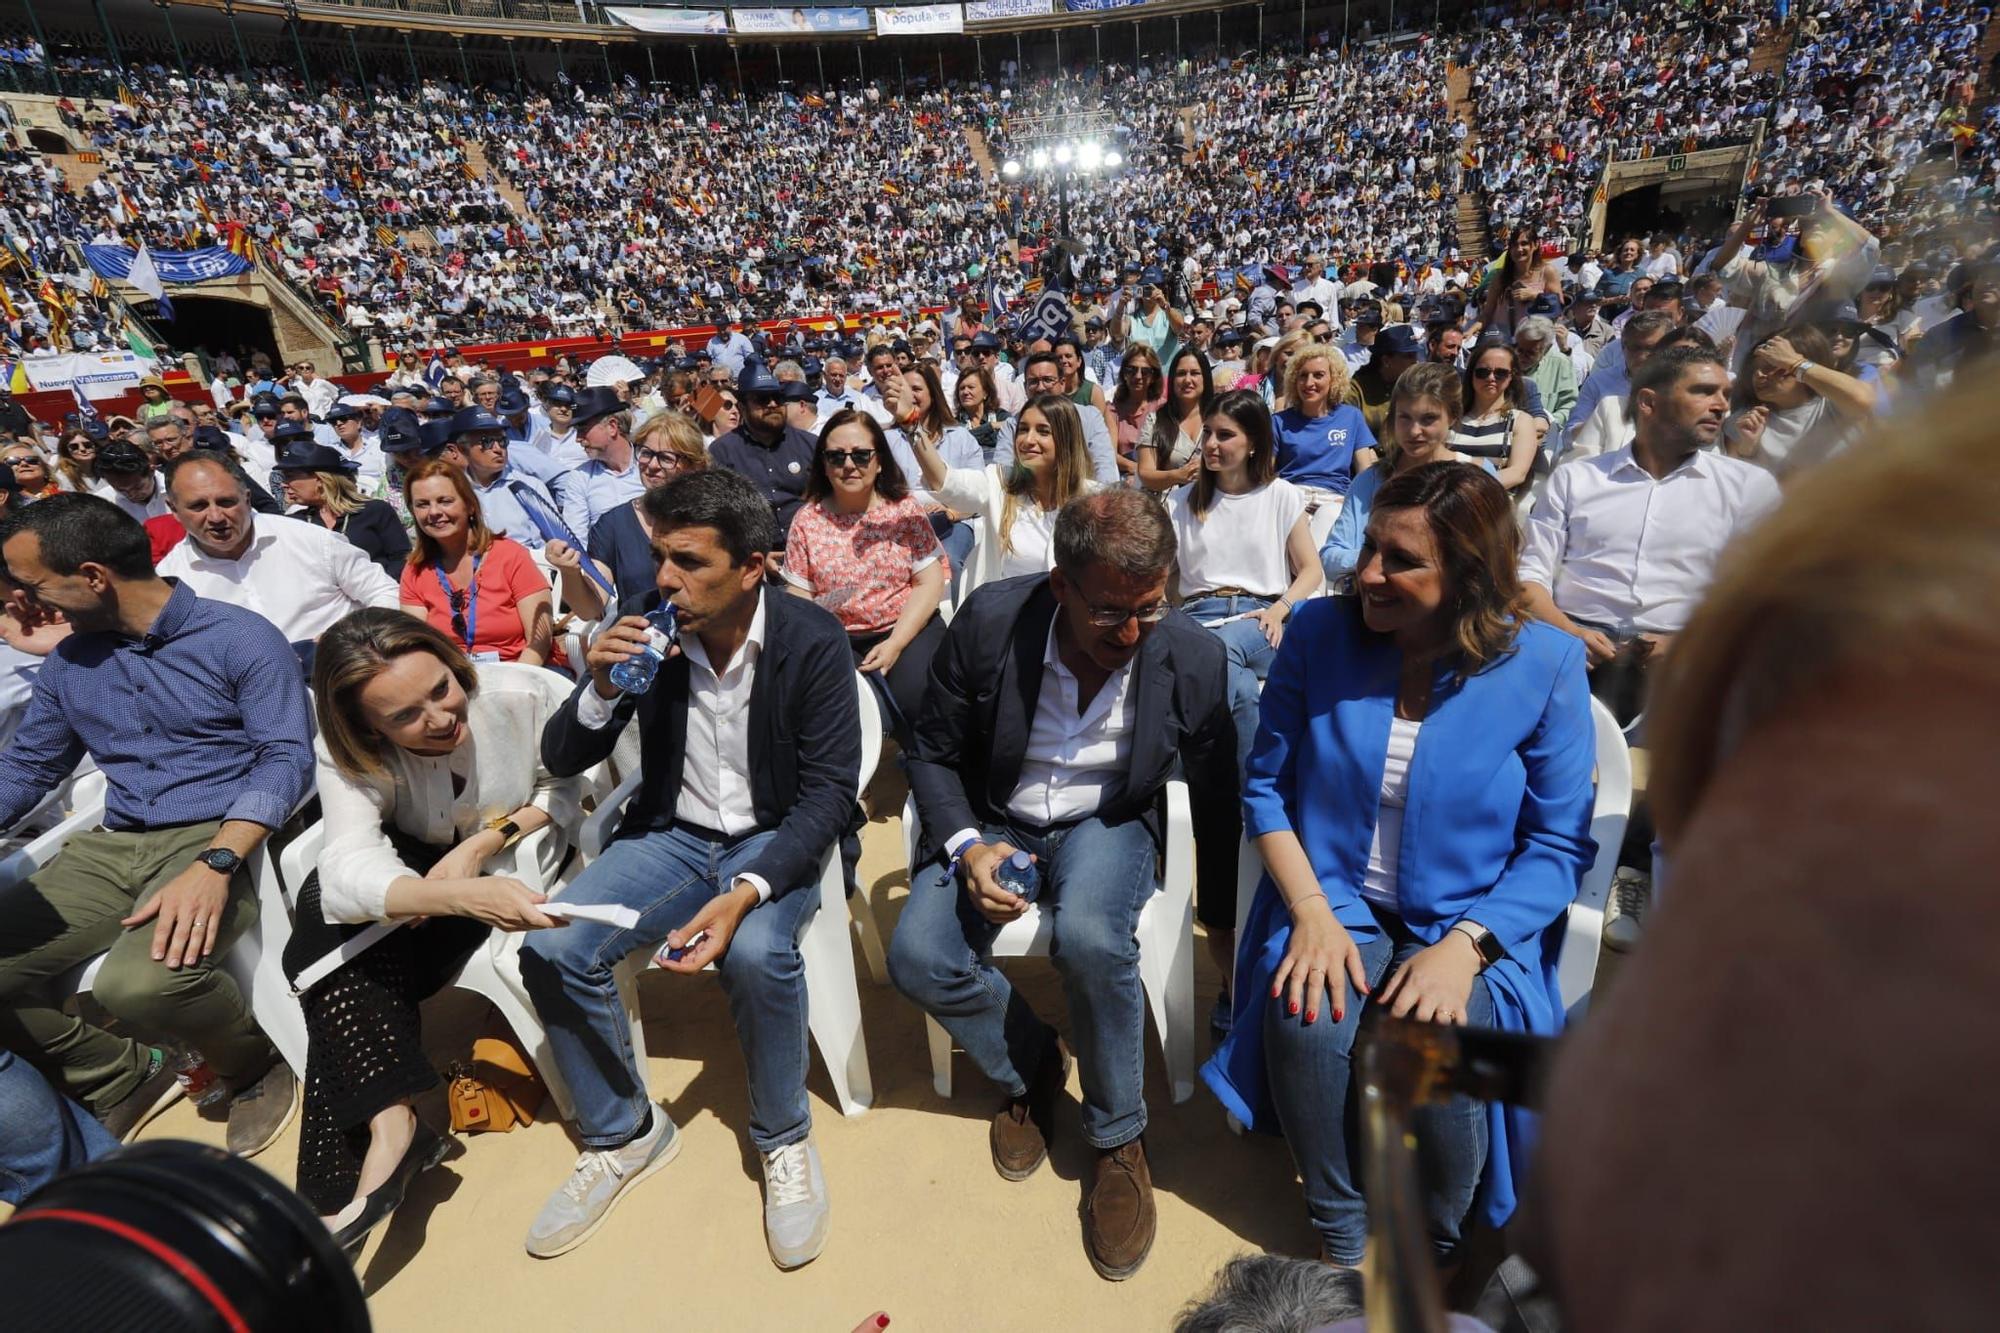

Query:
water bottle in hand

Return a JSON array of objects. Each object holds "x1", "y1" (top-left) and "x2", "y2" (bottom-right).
[
  {"x1": 992, "y1": 850, "x2": 1040, "y2": 905},
  {"x1": 608, "y1": 607, "x2": 679, "y2": 695}
]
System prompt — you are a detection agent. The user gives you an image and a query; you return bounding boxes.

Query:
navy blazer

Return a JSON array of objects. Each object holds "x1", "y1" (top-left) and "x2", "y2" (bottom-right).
[
  {"x1": 540, "y1": 586, "x2": 860, "y2": 899},
  {"x1": 907, "y1": 574, "x2": 1241, "y2": 899}
]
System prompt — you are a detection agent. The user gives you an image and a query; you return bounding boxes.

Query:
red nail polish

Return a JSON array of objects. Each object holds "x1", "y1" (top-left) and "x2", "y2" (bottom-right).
[
  {"x1": 1271, "y1": 985, "x2": 1281, "y2": 998},
  {"x1": 1305, "y1": 1010, "x2": 1317, "y2": 1023},
  {"x1": 1333, "y1": 1010, "x2": 1343, "y2": 1023}
]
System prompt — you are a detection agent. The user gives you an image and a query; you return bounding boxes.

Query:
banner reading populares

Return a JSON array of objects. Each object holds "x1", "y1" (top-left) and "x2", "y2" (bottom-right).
[
  {"x1": 730, "y1": 8, "x2": 873, "y2": 33},
  {"x1": 605, "y1": 6, "x2": 730, "y2": 33},
  {"x1": 875, "y1": 4, "x2": 966, "y2": 33}
]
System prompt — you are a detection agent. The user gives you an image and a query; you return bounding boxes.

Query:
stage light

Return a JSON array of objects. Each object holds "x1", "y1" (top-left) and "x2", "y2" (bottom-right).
[
  {"x1": 1078, "y1": 141, "x2": 1103, "y2": 170},
  {"x1": 1054, "y1": 144, "x2": 1073, "y2": 165},
  {"x1": 1105, "y1": 150, "x2": 1123, "y2": 169},
  {"x1": 1030, "y1": 148, "x2": 1050, "y2": 171},
  {"x1": 1001, "y1": 159, "x2": 1021, "y2": 178}
]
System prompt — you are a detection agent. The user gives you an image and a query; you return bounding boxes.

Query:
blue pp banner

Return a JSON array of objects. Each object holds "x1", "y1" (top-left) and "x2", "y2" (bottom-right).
[
  {"x1": 1015, "y1": 291, "x2": 1074, "y2": 342},
  {"x1": 83, "y1": 244, "x2": 252, "y2": 284}
]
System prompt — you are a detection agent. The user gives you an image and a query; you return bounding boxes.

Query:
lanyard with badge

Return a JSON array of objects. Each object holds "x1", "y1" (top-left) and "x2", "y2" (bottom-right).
[{"x1": 436, "y1": 554, "x2": 497, "y2": 662}]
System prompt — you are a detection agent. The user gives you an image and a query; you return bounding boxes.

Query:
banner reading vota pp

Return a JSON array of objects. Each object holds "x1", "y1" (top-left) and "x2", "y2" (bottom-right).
[
  {"x1": 875, "y1": 4, "x2": 965, "y2": 34},
  {"x1": 605, "y1": 6, "x2": 730, "y2": 34},
  {"x1": 965, "y1": 0, "x2": 1049, "y2": 19},
  {"x1": 1060, "y1": 0, "x2": 1150, "y2": 10},
  {"x1": 729, "y1": 8, "x2": 873, "y2": 34}
]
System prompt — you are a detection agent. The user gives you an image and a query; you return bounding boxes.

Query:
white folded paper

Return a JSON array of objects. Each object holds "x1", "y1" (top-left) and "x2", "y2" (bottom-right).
[{"x1": 539, "y1": 902, "x2": 641, "y2": 930}]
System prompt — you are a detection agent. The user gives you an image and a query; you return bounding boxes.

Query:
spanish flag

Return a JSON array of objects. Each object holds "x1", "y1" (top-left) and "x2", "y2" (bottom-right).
[
  {"x1": 1588, "y1": 92, "x2": 1606, "y2": 120},
  {"x1": 881, "y1": 182, "x2": 901, "y2": 196},
  {"x1": 195, "y1": 196, "x2": 216, "y2": 227},
  {"x1": 0, "y1": 283, "x2": 19, "y2": 322},
  {"x1": 224, "y1": 221, "x2": 257, "y2": 264}
]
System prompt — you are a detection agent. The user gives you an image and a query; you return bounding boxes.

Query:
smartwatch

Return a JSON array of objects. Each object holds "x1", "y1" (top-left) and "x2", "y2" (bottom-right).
[
  {"x1": 197, "y1": 848, "x2": 243, "y2": 875},
  {"x1": 1451, "y1": 922, "x2": 1505, "y2": 969}
]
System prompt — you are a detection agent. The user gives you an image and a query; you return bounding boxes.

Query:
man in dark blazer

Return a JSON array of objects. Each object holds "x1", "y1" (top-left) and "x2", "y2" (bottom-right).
[
  {"x1": 519, "y1": 469, "x2": 859, "y2": 1271},
  {"x1": 888, "y1": 488, "x2": 1240, "y2": 1282}
]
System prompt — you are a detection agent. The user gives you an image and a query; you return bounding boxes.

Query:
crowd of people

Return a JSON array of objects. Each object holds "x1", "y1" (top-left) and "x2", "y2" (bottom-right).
[{"x1": 0, "y1": 2, "x2": 1998, "y2": 1326}]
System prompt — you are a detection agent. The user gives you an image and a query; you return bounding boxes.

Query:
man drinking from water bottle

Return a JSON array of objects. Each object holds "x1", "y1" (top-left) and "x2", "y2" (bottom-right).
[{"x1": 519, "y1": 469, "x2": 860, "y2": 1270}]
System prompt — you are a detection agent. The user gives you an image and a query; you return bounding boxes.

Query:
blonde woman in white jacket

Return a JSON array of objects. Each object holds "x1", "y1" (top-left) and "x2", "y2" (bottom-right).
[
  {"x1": 902, "y1": 391, "x2": 1101, "y2": 598},
  {"x1": 285, "y1": 609, "x2": 580, "y2": 1253}
]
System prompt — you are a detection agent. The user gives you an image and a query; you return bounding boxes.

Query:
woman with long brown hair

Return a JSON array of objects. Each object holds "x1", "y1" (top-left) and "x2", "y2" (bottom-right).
[
  {"x1": 1451, "y1": 337, "x2": 1540, "y2": 492},
  {"x1": 1108, "y1": 344, "x2": 1166, "y2": 482},
  {"x1": 904, "y1": 391, "x2": 1098, "y2": 594},
  {"x1": 1135, "y1": 347, "x2": 1214, "y2": 492},
  {"x1": 1204, "y1": 461, "x2": 1596, "y2": 1270}
]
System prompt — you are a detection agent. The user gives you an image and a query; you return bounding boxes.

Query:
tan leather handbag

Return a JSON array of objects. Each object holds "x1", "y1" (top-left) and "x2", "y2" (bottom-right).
[{"x1": 446, "y1": 1036, "x2": 546, "y2": 1134}]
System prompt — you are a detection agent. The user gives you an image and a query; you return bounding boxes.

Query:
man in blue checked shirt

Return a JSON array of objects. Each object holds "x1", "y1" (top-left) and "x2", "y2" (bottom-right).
[{"x1": 0, "y1": 495, "x2": 313, "y2": 1157}]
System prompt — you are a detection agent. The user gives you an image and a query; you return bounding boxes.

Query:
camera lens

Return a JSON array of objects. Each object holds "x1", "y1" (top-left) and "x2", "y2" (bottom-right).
[{"x1": 0, "y1": 1142, "x2": 370, "y2": 1332}]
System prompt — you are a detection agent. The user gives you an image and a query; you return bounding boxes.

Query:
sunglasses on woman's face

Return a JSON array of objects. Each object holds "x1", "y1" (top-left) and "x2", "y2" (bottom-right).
[
  {"x1": 825, "y1": 448, "x2": 876, "y2": 469},
  {"x1": 1472, "y1": 367, "x2": 1513, "y2": 382}
]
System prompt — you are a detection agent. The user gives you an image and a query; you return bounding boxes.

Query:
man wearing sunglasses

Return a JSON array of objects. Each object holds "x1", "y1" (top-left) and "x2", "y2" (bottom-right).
[
  {"x1": 889, "y1": 488, "x2": 1240, "y2": 1283},
  {"x1": 434, "y1": 406, "x2": 589, "y2": 556},
  {"x1": 708, "y1": 360, "x2": 819, "y2": 542}
]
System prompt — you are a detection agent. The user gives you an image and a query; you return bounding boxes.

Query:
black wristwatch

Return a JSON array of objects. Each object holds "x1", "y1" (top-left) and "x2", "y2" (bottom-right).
[
  {"x1": 197, "y1": 848, "x2": 243, "y2": 875},
  {"x1": 1451, "y1": 922, "x2": 1506, "y2": 969}
]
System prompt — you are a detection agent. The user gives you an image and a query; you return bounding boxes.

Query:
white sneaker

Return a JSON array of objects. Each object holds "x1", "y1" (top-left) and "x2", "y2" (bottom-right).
[
  {"x1": 760, "y1": 1139, "x2": 829, "y2": 1270},
  {"x1": 524, "y1": 1104, "x2": 680, "y2": 1259}
]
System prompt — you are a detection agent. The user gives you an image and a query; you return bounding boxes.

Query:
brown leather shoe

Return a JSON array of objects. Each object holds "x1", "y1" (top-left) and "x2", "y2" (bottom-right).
[
  {"x1": 1085, "y1": 1138, "x2": 1156, "y2": 1281},
  {"x1": 990, "y1": 1039, "x2": 1069, "y2": 1182}
]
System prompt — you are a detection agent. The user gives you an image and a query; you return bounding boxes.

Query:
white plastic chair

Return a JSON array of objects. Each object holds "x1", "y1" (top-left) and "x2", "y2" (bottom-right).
[
  {"x1": 576, "y1": 672, "x2": 884, "y2": 1117},
  {"x1": 1555, "y1": 696, "x2": 1633, "y2": 1016},
  {"x1": 900, "y1": 780, "x2": 1198, "y2": 1104}
]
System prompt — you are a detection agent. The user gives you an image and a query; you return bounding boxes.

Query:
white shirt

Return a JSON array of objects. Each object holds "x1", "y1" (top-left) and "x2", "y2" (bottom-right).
[
  {"x1": 298, "y1": 377, "x2": 340, "y2": 418},
  {"x1": 814, "y1": 388, "x2": 893, "y2": 429},
  {"x1": 1361, "y1": 716, "x2": 1422, "y2": 910},
  {"x1": 316, "y1": 663, "x2": 582, "y2": 923},
  {"x1": 574, "y1": 593, "x2": 775, "y2": 901},
  {"x1": 1556, "y1": 393, "x2": 1633, "y2": 466},
  {"x1": 111, "y1": 478, "x2": 171, "y2": 522},
  {"x1": 1519, "y1": 447, "x2": 1782, "y2": 635},
  {"x1": 944, "y1": 620, "x2": 1139, "y2": 858},
  {"x1": 1290, "y1": 276, "x2": 1344, "y2": 328},
  {"x1": 1168, "y1": 478, "x2": 1309, "y2": 599},
  {"x1": 156, "y1": 511, "x2": 401, "y2": 642}
]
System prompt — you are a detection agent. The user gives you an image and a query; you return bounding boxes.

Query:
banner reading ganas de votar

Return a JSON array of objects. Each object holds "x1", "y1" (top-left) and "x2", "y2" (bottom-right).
[
  {"x1": 21, "y1": 350, "x2": 156, "y2": 399},
  {"x1": 729, "y1": 8, "x2": 873, "y2": 33}
]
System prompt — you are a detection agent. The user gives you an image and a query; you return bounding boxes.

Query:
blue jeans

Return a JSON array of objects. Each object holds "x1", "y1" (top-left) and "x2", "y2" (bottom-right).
[
  {"x1": 888, "y1": 815, "x2": 1157, "y2": 1148},
  {"x1": 1181, "y1": 593, "x2": 1280, "y2": 778},
  {"x1": 519, "y1": 825, "x2": 819, "y2": 1153},
  {"x1": 0, "y1": 1049, "x2": 118, "y2": 1205},
  {"x1": 1263, "y1": 904, "x2": 1494, "y2": 1264}
]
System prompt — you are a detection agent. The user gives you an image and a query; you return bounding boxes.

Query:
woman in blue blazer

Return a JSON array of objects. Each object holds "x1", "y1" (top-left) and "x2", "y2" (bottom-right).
[{"x1": 1202, "y1": 461, "x2": 1597, "y2": 1267}]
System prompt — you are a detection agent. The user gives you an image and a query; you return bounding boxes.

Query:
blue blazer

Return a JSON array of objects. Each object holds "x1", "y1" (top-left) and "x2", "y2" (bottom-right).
[{"x1": 1200, "y1": 597, "x2": 1596, "y2": 1229}]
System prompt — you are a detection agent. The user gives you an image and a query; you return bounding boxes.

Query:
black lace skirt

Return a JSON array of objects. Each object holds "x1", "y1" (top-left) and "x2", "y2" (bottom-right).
[{"x1": 280, "y1": 834, "x2": 490, "y2": 1214}]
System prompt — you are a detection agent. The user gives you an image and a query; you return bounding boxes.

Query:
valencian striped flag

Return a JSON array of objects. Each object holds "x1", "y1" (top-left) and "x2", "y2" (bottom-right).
[{"x1": 223, "y1": 222, "x2": 257, "y2": 264}]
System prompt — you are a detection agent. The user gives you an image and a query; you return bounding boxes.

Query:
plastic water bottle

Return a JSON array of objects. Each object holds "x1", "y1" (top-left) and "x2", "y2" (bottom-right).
[
  {"x1": 172, "y1": 1049, "x2": 227, "y2": 1108},
  {"x1": 608, "y1": 607, "x2": 679, "y2": 695},
  {"x1": 993, "y1": 850, "x2": 1040, "y2": 904}
]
